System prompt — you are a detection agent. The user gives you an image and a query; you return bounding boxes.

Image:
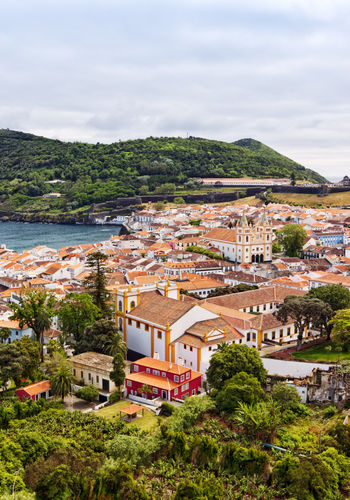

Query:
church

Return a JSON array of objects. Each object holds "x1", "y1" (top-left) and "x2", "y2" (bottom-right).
[{"x1": 201, "y1": 213, "x2": 272, "y2": 263}]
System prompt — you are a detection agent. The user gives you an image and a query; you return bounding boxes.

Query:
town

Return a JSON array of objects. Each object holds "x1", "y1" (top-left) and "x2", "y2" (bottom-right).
[{"x1": 0, "y1": 198, "x2": 350, "y2": 497}]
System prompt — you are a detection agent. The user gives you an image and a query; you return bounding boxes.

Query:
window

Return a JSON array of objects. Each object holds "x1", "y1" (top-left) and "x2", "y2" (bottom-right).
[
  {"x1": 208, "y1": 346, "x2": 212, "y2": 351},
  {"x1": 73, "y1": 369, "x2": 76, "y2": 376},
  {"x1": 162, "y1": 372, "x2": 166, "y2": 377},
  {"x1": 287, "y1": 327, "x2": 291, "y2": 336},
  {"x1": 270, "y1": 303, "x2": 273, "y2": 309},
  {"x1": 145, "y1": 324, "x2": 149, "y2": 331},
  {"x1": 247, "y1": 332, "x2": 251, "y2": 341},
  {"x1": 180, "y1": 374, "x2": 185, "y2": 382},
  {"x1": 279, "y1": 329, "x2": 283, "y2": 338},
  {"x1": 128, "y1": 318, "x2": 132, "y2": 325},
  {"x1": 157, "y1": 331, "x2": 162, "y2": 339},
  {"x1": 81, "y1": 371, "x2": 83, "y2": 378},
  {"x1": 136, "y1": 321, "x2": 140, "y2": 328},
  {"x1": 246, "y1": 236, "x2": 249, "y2": 242},
  {"x1": 263, "y1": 304, "x2": 266, "y2": 311},
  {"x1": 174, "y1": 375, "x2": 179, "y2": 383},
  {"x1": 264, "y1": 333, "x2": 268, "y2": 341},
  {"x1": 153, "y1": 369, "x2": 160, "y2": 376},
  {"x1": 239, "y1": 339, "x2": 242, "y2": 344},
  {"x1": 182, "y1": 382, "x2": 189, "y2": 392},
  {"x1": 88, "y1": 373, "x2": 91, "y2": 380},
  {"x1": 146, "y1": 368, "x2": 150, "y2": 373},
  {"x1": 152, "y1": 387, "x2": 158, "y2": 394},
  {"x1": 186, "y1": 372, "x2": 190, "y2": 380},
  {"x1": 192, "y1": 389, "x2": 196, "y2": 395},
  {"x1": 96, "y1": 375, "x2": 99, "y2": 383},
  {"x1": 252, "y1": 333, "x2": 256, "y2": 340},
  {"x1": 118, "y1": 301, "x2": 122, "y2": 311},
  {"x1": 127, "y1": 380, "x2": 132, "y2": 387},
  {"x1": 134, "y1": 365, "x2": 138, "y2": 372},
  {"x1": 130, "y1": 301, "x2": 135, "y2": 309},
  {"x1": 272, "y1": 331, "x2": 276, "y2": 339},
  {"x1": 174, "y1": 388, "x2": 178, "y2": 396},
  {"x1": 190, "y1": 346, "x2": 193, "y2": 352},
  {"x1": 250, "y1": 307, "x2": 253, "y2": 312},
  {"x1": 184, "y1": 344, "x2": 187, "y2": 349}
]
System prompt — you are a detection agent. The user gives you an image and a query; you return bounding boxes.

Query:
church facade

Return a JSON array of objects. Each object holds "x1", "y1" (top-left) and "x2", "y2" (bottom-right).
[{"x1": 202, "y1": 214, "x2": 273, "y2": 264}]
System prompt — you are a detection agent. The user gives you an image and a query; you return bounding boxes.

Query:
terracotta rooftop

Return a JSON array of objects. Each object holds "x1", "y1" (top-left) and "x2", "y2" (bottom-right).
[{"x1": 129, "y1": 291, "x2": 194, "y2": 327}]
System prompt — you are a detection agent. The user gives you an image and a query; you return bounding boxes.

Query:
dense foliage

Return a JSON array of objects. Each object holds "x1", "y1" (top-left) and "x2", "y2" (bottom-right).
[{"x1": 0, "y1": 130, "x2": 325, "y2": 212}]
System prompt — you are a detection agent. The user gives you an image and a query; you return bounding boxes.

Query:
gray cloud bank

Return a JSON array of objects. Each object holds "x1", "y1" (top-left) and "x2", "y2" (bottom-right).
[{"x1": 0, "y1": 0, "x2": 349, "y2": 177}]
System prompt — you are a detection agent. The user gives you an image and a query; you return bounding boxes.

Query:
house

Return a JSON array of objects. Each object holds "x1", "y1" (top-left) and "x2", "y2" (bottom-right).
[
  {"x1": 0, "y1": 319, "x2": 33, "y2": 343},
  {"x1": 70, "y1": 351, "x2": 116, "y2": 401},
  {"x1": 125, "y1": 357, "x2": 202, "y2": 401},
  {"x1": 16, "y1": 380, "x2": 51, "y2": 402}
]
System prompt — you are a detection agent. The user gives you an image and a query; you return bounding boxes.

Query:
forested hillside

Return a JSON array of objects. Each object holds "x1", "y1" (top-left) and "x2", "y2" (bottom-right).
[{"x1": 0, "y1": 129, "x2": 325, "y2": 212}]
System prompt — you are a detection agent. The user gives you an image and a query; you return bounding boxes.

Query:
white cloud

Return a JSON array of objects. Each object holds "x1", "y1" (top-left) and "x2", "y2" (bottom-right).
[{"x1": 0, "y1": 0, "x2": 349, "y2": 177}]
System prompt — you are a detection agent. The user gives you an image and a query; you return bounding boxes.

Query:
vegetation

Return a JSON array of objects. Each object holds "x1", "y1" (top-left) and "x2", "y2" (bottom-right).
[
  {"x1": 58, "y1": 292, "x2": 101, "y2": 345},
  {"x1": 270, "y1": 190, "x2": 350, "y2": 208},
  {"x1": 185, "y1": 244, "x2": 228, "y2": 261},
  {"x1": 74, "y1": 318, "x2": 123, "y2": 355},
  {"x1": 330, "y1": 308, "x2": 350, "y2": 351},
  {"x1": 206, "y1": 343, "x2": 267, "y2": 389},
  {"x1": 10, "y1": 290, "x2": 57, "y2": 361},
  {"x1": 0, "y1": 130, "x2": 325, "y2": 215},
  {"x1": 276, "y1": 223, "x2": 307, "y2": 257},
  {"x1": 84, "y1": 251, "x2": 111, "y2": 317},
  {"x1": 76, "y1": 385, "x2": 100, "y2": 402},
  {"x1": 275, "y1": 295, "x2": 332, "y2": 349}
]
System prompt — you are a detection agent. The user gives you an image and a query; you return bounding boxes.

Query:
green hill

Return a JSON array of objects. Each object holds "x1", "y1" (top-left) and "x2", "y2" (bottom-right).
[{"x1": 0, "y1": 130, "x2": 326, "y2": 212}]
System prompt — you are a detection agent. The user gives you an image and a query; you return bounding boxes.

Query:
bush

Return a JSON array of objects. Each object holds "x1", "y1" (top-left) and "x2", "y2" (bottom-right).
[
  {"x1": 221, "y1": 442, "x2": 269, "y2": 476},
  {"x1": 173, "y1": 197, "x2": 185, "y2": 205},
  {"x1": 159, "y1": 402, "x2": 175, "y2": 416},
  {"x1": 108, "y1": 390, "x2": 121, "y2": 405},
  {"x1": 271, "y1": 382, "x2": 301, "y2": 410},
  {"x1": 214, "y1": 372, "x2": 264, "y2": 413},
  {"x1": 76, "y1": 385, "x2": 99, "y2": 402}
]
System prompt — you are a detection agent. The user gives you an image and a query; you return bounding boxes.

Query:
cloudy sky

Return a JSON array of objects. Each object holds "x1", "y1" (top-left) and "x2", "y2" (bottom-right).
[{"x1": 1, "y1": 0, "x2": 349, "y2": 178}]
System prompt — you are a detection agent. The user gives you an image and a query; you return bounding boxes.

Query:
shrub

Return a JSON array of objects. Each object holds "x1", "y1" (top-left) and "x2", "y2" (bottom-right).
[
  {"x1": 221, "y1": 441, "x2": 269, "y2": 476},
  {"x1": 271, "y1": 382, "x2": 301, "y2": 410},
  {"x1": 76, "y1": 385, "x2": 99, "y2": 402},
  {"x1": 159, "y1": 402, "x2": 175, "y2": 416},
  {"x1": 108, "y1": 390, "x2": 121, "y2": 405},
  {"x1": 190, "y1": 435, "x2": 218, "y2": 467},
  {"x1": 173, "y1": 197, "x2": 185, "y2": 205}
]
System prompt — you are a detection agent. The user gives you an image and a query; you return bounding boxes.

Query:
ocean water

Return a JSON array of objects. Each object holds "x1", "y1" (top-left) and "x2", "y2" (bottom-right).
[{"x1": 0, "y1": 222, "x2": 122, "y2": 252}]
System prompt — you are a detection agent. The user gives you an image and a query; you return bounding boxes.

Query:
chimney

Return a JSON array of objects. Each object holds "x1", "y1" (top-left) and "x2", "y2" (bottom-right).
[{"x1": 153, "y1": 352, "x2": 160, "y2": 360}]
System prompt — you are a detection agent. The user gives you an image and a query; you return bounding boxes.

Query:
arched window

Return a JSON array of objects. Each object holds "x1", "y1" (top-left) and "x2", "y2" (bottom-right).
[
  {"x1": 130, "y1": 301, "x2": 135, "y2": 309},
  {"x1": 119, "y1": 319, "x2": 123, "y2": 331},
  {"x1": 118, "y1": 300, "x2": 123, "y2": 311}
]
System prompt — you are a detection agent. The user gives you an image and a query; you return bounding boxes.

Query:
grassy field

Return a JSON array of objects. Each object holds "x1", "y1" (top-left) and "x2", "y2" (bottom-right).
[
  {"x1": 292, "y1": 342, "x2": 350, "y2": 362},
  {"x1": 270, "y1": 191, "x2": 350, "y2": 208},
  {"x1": 96, "y1": 400, "x2": 161, "y2": 431}
]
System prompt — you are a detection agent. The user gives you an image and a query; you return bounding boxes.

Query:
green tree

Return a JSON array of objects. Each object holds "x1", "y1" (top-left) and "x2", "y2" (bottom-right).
[
  {"x1": 49, "y1": 355, "x2": 75, "y2": 401},
  {"x1": 94, "y1": 459, "x2": 149, "y2": 499},
  {"x1": 206, "y1": 343, "x2": 266, "y2": 390},
  {"x1": 10, "y1": 290, "x2": 56, "y2": 361},
  {"x1": 330, "y1": 309, "x2": 350, "y2": 351},
  {"x1": 84, "y1": 251, "x2": 111, "y2": 317},
  {"x1": 76, "y1": 384, "x2": 99, "y2": 402},
  {"x1": 74, "y1": 318, "x2": 121, "y2": 355},
  {"x1": 271, "y1": 381, "x2": 301, "y2": 410},
  {"x1": 58, "y1": 292, "x2": 101, "y2": 344},
  {"x1": 275, "y1": 296, "x2": 332, "y2": 349},
  {"x1": 276, "y1": 223, "x2": 307, "y2": 257},
  {"x1": 214, "y1": 372, "x2": 264, "y2": 413},
  {"x1": 13, "y1": 336, "x2": 41, "y2": 380},
  {"x1": 0, "y1": 343, "x2": 28, "y2": 387},
  {"x1": 173, "y1": 196, "x2": 185, "y2": 204},
  {"x1": 307, "y1": 284, "x2": 350, "y2": 339},
  {"x1": 0, "y1": 327, "x2": 11, "y2": 344},
  {"x1": 272, "y1": 241, "x2": 282, "y2": 253},
  {"x1": 46, "y1": 339, "x2": 65, "y2": 357}
]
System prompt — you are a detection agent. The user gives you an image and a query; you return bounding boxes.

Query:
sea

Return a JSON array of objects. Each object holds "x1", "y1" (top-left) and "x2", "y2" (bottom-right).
[{"x1": 0, "y1": 222, "x2": 122, "y2": 252}]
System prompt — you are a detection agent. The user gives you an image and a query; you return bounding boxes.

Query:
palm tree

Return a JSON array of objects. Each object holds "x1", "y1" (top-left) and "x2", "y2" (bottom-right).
[
  {"x1": 106, "y1": 332, "x2": 126, "y2": 358},
  {"x1": 50, "y1": 356, "x2": 75, "y2": 401}
]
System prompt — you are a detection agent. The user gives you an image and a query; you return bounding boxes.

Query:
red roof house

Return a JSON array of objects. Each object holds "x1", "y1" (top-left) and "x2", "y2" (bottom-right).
[
  {"x1": 125, "y1": 357, "x2": 202, "y2": 401},
  {"x1": 16, "y1": 380, "x2": 51, "y2": 402}
]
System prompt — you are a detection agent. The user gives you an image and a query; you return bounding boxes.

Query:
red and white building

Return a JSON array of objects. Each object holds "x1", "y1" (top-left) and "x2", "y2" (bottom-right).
[
  {"x1": 125, "y1": 357, "x2": 203, "y2": 401},
  {"x1": 16, "y1": 380, "x2": 51, "y2": 402}
]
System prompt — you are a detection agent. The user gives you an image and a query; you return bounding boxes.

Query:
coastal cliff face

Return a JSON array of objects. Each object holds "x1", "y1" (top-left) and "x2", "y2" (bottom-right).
[{"x1": 0, "y1": 210, "x2": 90, "y2": 225}]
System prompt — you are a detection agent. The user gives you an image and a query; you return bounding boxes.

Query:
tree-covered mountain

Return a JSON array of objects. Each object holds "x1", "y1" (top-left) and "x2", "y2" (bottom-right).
[{"x1": 0, "y1": 129, "x2": 326, "y2": 211}]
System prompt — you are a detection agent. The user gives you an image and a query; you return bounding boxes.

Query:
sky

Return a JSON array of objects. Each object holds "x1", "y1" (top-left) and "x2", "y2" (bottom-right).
[{"x1": 0, "y1": 0, "x2": 350, "y2": 178}]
